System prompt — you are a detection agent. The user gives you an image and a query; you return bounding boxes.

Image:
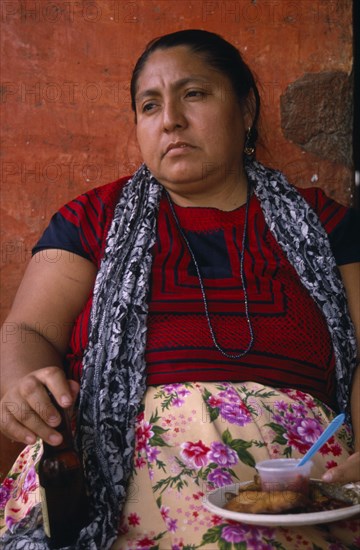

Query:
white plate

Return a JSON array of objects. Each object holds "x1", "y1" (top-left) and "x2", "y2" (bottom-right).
[{"x1": 202, "y1": 482, "x2": 360, "y2": 527}]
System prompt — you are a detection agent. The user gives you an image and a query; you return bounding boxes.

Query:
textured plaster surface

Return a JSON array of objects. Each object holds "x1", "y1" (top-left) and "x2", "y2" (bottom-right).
[{"x1": 0, "y1": 0, "x2": 353, "y2": 474}]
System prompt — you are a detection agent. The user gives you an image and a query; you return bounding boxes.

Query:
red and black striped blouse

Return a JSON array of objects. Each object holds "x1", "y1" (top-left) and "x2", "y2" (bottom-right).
[{"x1": 33, "y1": 177, "x2": 360, "y2": 409}]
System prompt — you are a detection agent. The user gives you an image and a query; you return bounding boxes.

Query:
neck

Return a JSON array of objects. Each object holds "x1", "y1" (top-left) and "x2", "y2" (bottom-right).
[{"x1": 163, "y1": 168, "x2": 249, "y2": 211}]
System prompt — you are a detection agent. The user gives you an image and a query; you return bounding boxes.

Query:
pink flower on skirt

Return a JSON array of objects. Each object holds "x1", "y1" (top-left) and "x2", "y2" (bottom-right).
[
  {"x1": 207, "y1": 395, "x2": 224, "y2": 408},
  {"x1": 221, "y1": 524, "x2": 248, "y2": 543},
  {"x1": 128, "y1": 512, "x2": 140, "y2": 526},
  {"x1": 208, "y1": 441, "x2": 238, "y2": 467},
  {"x1": 297, "y1": 418, "x2": 322, "y2": 443},
  {"x1": 137, "y1": 536, "x2": 156, "y2": 548},
  {"x1": 0, "y1": 486, "x2": 10, "y2": 508},
  {"x1": 180, "y1": 440, "x2": 210, "y2": 468},
  {"x1": 23, "y1": 466, "x2": 37, "y2": 493}
]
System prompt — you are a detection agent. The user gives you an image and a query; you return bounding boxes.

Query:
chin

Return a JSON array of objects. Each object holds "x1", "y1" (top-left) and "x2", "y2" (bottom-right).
[{"x1": 154, "y1": 158, "x2": 205, "y2": 183}]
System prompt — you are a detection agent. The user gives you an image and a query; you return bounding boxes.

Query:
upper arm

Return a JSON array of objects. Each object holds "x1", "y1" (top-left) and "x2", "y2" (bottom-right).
[
  {"x1": 6, "y1": 250, "x2": 97, "y2": 357},
  {"x1": 339, "y1": 262, "x2": 360, "y2": 349}
]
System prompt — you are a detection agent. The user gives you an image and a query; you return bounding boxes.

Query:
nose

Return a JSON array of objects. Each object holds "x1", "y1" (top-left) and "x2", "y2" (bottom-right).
[{"x1": 162, "y1": 98, "x2": 187, "y2": 132}]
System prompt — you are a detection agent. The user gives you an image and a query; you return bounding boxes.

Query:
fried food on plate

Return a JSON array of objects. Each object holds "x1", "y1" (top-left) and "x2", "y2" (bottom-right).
[
  {"x1": 222, "y1": 478, "x2": 360, "y2": 515},
  {"x1": 224, "y1": 488, "x2": 307, "y2": 514}
]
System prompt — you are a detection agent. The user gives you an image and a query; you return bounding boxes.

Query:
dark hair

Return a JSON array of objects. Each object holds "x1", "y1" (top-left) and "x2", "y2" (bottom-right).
[{"x1": 130, "y1": 29, "x2": 260, "y2": 148}]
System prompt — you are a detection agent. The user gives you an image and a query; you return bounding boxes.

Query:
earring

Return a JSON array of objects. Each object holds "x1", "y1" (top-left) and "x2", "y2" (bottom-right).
[{"x1": 244, "y1": 127, "x2": 257, "y2": 158}]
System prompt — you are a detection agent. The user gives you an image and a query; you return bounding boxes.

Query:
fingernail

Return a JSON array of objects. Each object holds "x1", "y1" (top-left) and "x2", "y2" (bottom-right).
[
  {"x1": 49, "y1": 433, "x2": 62, "y2": 444},
  {"x1": 61, "y1": 395, "x2": 72, "y2": 407},
  {"x1": 48, "y1": 415, "x2": 59, "y2": 424},
  {"x1": 322, "y1": 471, "x2": 333, "y2": 482},
  {"x1": 25, "y1": 435, "x2": 36, "y2": 445}
]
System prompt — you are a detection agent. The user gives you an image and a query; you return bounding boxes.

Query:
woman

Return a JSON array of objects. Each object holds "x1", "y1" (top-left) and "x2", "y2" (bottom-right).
[{"x1": 1, "y1": 30, "x2": 359, "y2": 550}]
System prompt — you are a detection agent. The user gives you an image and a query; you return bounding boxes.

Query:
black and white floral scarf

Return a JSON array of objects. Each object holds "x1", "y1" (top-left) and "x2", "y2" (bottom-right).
[{"x1": 1, "y1": 161, "x2": 357, "y2": 549}]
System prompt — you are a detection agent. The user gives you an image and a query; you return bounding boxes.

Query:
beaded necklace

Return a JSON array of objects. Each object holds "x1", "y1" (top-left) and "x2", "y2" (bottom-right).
[{"x1": 165, "y1": 185, "x2": 254, "y2": 359}]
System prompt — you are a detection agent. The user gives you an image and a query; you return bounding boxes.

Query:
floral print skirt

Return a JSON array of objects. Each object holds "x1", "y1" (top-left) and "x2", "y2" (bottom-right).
[{"x1": 1, "y1": 382, "x2": 360, "y2": 549}]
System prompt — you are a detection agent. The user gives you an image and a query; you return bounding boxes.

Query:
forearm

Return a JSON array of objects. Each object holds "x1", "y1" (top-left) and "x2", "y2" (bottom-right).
[
  {"x1": 339, "y1": 264, "x2": 360, "y2": 446},
  {"x1": 321, "y1": 264, "x2": 360, "y2": 482},
  {"x1": 0, "y1": 321, "x2": 64, "y2": 398},
  {"x1": 0, "y1": 253, "x2": 95, "y2": 444},
  {"x1": 1, "y1": 252, "x2": 96, "y2": 391},
  {"x1": 350, "y1": 366, "x2": 360, "y2": 452}
]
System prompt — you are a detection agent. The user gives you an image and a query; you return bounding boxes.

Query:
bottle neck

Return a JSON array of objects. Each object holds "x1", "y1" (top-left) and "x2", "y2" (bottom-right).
[{"x1": 43, "y1": 394, "x2": 75, "y2": 454}]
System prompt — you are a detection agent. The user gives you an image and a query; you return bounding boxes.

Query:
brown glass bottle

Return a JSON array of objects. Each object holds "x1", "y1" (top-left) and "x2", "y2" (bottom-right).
[{"x1": 38, "y1": 393, "x2": 90, "y2": 549}]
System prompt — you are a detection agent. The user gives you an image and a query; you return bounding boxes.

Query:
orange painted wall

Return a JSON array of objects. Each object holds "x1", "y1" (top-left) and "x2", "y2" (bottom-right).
[
  {"x1": 0, "y1": 0, "x2": 353, "y2": 324},
  {"x1": 0, "y1": 0, "x2": 354, "y2": 477},
  {"x1": 1, "y1": 0, "x2": 352, "y2": 319}
]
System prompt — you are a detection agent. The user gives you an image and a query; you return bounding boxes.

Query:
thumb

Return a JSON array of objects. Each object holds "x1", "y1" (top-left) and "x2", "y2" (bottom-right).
[
  {"x1": 321, "y1": 452, "x2": 360, "y2": 484},
  {"x1": 322, "y1": 464, "x2": 347, "y2": 484}
]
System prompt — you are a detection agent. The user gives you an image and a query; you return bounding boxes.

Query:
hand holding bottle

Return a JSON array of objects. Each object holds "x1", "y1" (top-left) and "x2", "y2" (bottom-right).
[{"x1": 0, "y1": 365, "x2": 79, "y2": 446}]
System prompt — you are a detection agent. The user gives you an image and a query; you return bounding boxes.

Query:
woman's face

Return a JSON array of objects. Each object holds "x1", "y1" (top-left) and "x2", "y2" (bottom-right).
[{"x1": 134, "y1": 46, "x2": 247, "y2": 201}]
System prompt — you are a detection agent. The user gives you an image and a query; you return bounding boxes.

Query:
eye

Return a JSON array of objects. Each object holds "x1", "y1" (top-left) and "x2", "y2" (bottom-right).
[
  {"x1": 142, "y1": 101, "x2": 158, "y2": 113},
  {"x1": 185, "y1": 89, "x2": 208, "y2": 99}
]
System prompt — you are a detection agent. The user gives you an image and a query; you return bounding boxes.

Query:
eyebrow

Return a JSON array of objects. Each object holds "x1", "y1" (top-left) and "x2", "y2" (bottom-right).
[{"x1": 135, "y1": 76, "x2": 211, "y2": 103}]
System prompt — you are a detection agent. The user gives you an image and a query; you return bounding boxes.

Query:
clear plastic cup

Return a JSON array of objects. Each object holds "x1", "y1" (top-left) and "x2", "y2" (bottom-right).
[{"x1": 256, "y1": 458, "x2": 313, "y2": 495}]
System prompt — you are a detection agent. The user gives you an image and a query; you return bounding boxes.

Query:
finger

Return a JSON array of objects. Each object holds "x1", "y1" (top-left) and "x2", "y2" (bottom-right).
[
  {"x1": 20, "y1": 372, "x2": 79, "y2": 445},
  {"x1": 322, "y1": 453, "x2": 360, "y2": 483},
  {"x1": 0, "y1": 401, "x2": 60, "y2": 446},
  {"x1": 1, "y1": 415, "x2": 37, "y2": 445},
  {"x1": 20, "y1": 366, "x2": 75, "y2": 425},
  {"x1": 12, "y1": 370, "x2": 68, "y2": 444},
  {"x1": 36, "y1": 367, "x2": 77, "y2": 409},
  {"x1": 0, "y1": 401, "x2": 36, "y2": 444},
  {"x1": 1, "y1": 368, "x2": 78, "y2": 446},
  {"x1": 6, "y1": 398, "x2": 63, "y2": 446},
  {"x1": 18, "y1": 371, "x2": 64, "y2": 428},
  {"x1": 322, "y1": 467, "x2": 345, "y2": 483}
]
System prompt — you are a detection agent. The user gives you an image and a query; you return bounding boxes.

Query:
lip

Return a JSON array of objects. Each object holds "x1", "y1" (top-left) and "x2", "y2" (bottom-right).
[{"x1": 163, "y1": 141, "x2": 194, "y2": 156}]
